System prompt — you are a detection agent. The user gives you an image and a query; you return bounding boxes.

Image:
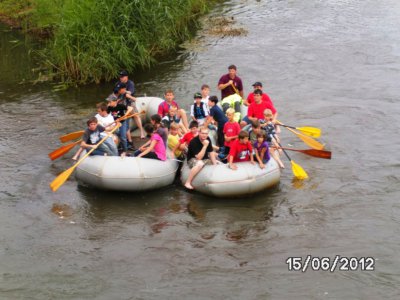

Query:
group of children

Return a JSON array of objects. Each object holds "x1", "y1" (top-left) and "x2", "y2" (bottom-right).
[{"x1": 73, "y1": 73, "x2": 285, "y2": 170}]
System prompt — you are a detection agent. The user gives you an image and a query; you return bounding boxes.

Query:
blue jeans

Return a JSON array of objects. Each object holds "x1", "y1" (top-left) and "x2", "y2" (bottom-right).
[{"x1": 118, "y1": 121, "x2": 129, "y2": 152}]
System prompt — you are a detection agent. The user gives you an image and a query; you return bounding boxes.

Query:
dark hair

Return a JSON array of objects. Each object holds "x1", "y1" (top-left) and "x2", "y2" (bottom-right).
[
  {"x1": 228, "y1": 64, "x2": 237, "y2": 70},
  {"x1": 208, "y1": 95, "x2": 219, "y2": 104},
  {"x1": 238, "y1": 130, "x2": 249, "y2": 140},
  {"x1": 150, "y1": 114, "x2": 162, "y2": 124},
  {"x1": 254, "y1": 89, "x2": 262, "y2": 95},
  {"x1": 201, "y1": 84, "x2": 210, "y2": 90},
  {"x1": 118, "y1": 83, "x2": 127, "y2": 90},
  {"x1": 189, "y1": 120, "x2": 199, "y2": 129},
  {"x1": 87, "y1": 117, "x2": 98, "y2": 126},
  {"x1": 144, "y1": 123, "x2": 154, "y2": 135},
  {"x1": 250, "y1": 119, "x2": 260, "y2": 128},
  {"x1": 164, "y1": 89, "x2": 174, "y2": 95},
  {"x1": 96, "y1": 102, "x2": 108, "y2": 112},
  {"x1": 256, "y1": 131, "x2": 266, "y2": 140}
]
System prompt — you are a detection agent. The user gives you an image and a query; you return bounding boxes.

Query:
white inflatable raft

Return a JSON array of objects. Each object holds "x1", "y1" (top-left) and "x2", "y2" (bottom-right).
[
  {"x1": 75, "y1": 155, "x2": 178, "y2": 191},
  {"x1": 180, "y1": 159, "x2": 280, "y2": 198},
  {"x1": 75, "y1": 96, "x2": 179, "y2": 191}
]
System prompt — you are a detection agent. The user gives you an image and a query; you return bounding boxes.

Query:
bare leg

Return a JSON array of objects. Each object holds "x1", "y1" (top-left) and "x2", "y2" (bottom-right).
[
  {"x1": 133, "y1": 115, "x2": 145, "y2": 139},
  {"x1": 72, "y1": 147, "x2": 84, "y2": 161},
  {"x1": 184, "y1": 160, "x2": 204, "y2": 189},
  {"x1": 179, "y1": 109, "x2": 189, "y2": 129},
  {"x1": 270, "y1": 149, "x2": 284, "y2": 168}
]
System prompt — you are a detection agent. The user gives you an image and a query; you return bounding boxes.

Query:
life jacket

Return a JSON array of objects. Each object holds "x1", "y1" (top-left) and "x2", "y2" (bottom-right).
[
  {"x1": 220, "y1": 94, "x2": 242, "y2": 122},
  {"x1": 193, "y1": 102, "x2": 207, "y2": 119}
]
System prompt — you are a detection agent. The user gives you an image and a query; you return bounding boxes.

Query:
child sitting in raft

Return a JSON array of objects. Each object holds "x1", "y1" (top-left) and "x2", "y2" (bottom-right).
[
  {"x1": 168, "y1": 122, "x2": 184, "y2": 160},
  {"x1": 150, "y1": 114, "x2": 168, "y2": 147},
  {"x1": 261, "y1": 109, "x2": 285, "y2": 169},
  {"x1": 253, "y1": 131, "x2": 270, "y2": 169},
  {"x1": 227, "y1": 131, "x2": 256, "y2": 170},
  {"x1": 133, "y1": 124, "x2": 166, "y2": 161},
  {"x1": 172, "y1": 120, "x2": 199, "y2": 154},
  {"x1": 220, "y1": 108, "x2": 241, "y2": 160},
  {"x1": 80, "y1": 117, "x2": 118, "y2": 157},
  {"x1": 190, "y1": 92, "x2": 209, "y2": 126},
  {"x1": 72, "y1": 103, "x2": 118, "y2": 160},
  {"x1": 162, "y1": 106, "x2": 187, "y2": 134}
]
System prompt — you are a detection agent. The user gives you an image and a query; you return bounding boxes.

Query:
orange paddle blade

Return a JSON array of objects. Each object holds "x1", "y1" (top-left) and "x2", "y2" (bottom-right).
[
  {"x1": 59, "y1": 130, "x2": 84, "y2": 143},
  {"x1": 48, "y1": 140, "x2": 81, "y2": 161}
]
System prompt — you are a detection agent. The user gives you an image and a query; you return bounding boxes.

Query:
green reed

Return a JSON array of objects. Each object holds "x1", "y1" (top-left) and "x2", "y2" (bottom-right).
[{"x1": 29, "y1": 0, "x2": 213, "y2": 85}]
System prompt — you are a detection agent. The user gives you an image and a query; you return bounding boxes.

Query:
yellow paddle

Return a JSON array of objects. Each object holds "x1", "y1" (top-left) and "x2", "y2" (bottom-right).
[
  {"x1": 59, "y1": 110, "x2": 145, "y2": 143},
  {"x1": 277, "y1": 124, "x2": 321, "y2": 138},
  {"x1": 50, "y1": 123, "x2": 121, "y2": 192},
  {"x1": 271, "y1": 135, "x2": 308, "y2": 180},
  {"x1": 276, "y1": 120, "x2": 325, "y2": 150}
]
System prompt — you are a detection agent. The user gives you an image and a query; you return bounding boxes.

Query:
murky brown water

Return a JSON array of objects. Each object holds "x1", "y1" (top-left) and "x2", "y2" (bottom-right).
[{"x1": 1, "y1": 0, "x2": 400, "y2": 299}]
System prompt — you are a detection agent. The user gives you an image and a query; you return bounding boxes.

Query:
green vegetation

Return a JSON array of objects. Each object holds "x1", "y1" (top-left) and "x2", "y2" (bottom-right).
[{"x1": 0, "y1": 0, "x2": 215, "y2": 85}]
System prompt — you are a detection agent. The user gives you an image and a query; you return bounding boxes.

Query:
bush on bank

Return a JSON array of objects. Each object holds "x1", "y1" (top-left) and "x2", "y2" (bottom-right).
[{"x1": 0, "y1": 0, "x2": 214, "y2": 85}]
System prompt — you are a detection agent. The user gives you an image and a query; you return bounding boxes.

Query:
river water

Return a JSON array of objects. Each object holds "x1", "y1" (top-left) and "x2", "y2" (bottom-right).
[{"x1": 1, "y1": 0, "x2": 400, "y2": 299}]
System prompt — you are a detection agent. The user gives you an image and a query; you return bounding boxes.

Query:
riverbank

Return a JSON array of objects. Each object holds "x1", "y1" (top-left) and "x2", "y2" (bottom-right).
[{"x1": 0, "y1": 0, "x2": 217, "y2": 85}]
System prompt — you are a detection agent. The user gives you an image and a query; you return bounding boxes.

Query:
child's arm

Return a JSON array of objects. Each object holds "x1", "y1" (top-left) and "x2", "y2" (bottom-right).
[
  {"x1": 138, "y1": 140, "x2": 157, "y2": 157},
  {"x1": 228, "y1": 155, "x2": 238, "y2": 170}
]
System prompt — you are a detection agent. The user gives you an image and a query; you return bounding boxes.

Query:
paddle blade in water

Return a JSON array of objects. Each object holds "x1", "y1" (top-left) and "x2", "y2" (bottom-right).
[
  {"x1": 296, "y1": 126, "x2": 321, "y2": 138},
  {"x1": 50, "y1": 167, "x2": 75, "y2": 192},
  {"x1": 59, "y1": 130, "x2": 85, "y2": 143},
  {"x1": 291, "y1": 160, "x2": 308, "y2": 180},
  {"x1": 48, "y1": 140, "x2": 81, "y2": 160}
]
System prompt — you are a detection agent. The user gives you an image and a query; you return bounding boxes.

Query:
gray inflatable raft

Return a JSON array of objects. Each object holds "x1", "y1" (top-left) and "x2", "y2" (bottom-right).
[
  {"x1": 75, "y1": 96, "x2": 179, "y2": 191},
  {"x1": 180, "y1": 159, "x2": 280, "y2": 198}
]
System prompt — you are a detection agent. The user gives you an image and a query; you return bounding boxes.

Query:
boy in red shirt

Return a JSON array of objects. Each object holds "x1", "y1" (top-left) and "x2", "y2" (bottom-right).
[
  {"x1": 228, "y1": 131, "x2": 255, "y2": 170},
  {"x1": 240, "y1": 89, "x2": 276, "y2": 128},
  {"x1": 172, "y1": 121, "x2": 199, "y2": 153},
  {"x1": 158, "y1": 89, "x2": 189, "y2": 129},
  {"x1": 221, "y1": 108, "x2": 241, "y2": 160}
]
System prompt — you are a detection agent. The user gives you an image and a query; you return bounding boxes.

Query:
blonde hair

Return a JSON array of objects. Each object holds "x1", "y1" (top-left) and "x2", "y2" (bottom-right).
[
  {"x1": 169, "y1": 106, "x2": 177, "y2": 112},
  {"x1": 226, "y1": 108, "x2": 235, "y2": 115},
  {"x1": 169, "y1": 122, "x2": 179, "y2": 130},
  {"x1": 263, "y1": 109, "x2": 273, "y2": 117}
]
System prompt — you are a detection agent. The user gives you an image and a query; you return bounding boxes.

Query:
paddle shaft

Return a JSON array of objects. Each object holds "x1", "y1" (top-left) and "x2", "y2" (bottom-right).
[
  {"x1": 59, "y1": 110, "x2": 144, "y2": 143},
  {"x1": 50, "y1": 123, "x2": 121, "y2": 192},
  {"x1": 279, "y1": 147, "x2": 331, "y2": 159}
]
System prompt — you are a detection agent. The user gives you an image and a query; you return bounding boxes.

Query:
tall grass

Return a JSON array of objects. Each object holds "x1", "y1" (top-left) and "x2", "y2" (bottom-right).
[{"x1": 30, "y1": 0, "x2": 214, "y2": 84}]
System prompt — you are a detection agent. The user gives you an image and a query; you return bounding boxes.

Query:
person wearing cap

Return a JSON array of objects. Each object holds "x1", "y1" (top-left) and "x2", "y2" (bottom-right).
[
  {"x1": 114, "y1": 70, "x2": 135, "y2": 96},
  {"x1": 107, "y1": 91, "x2": 133, "y2": 157},
  {"x1": 217, "y1": 65, "x2": 244, "y2": 99},
  {"x1": 244, "y1": 82, "x2": 277, "y2": 110},
  {"x1": 190, "y1": 92, "x2": 209, "y2": 126},
  {"x1": 240, "y1": 89, "x2": 276, "y2": 128},
  {"x1": 115, "y1": 82, "x2": 145, "y2": 140}
]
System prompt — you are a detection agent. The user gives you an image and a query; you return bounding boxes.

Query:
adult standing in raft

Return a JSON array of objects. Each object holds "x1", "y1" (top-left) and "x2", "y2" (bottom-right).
[
  {"x1": 114, "y1": 70, "x2": 145, "y2": 139},
  {"x1": 217, "y1": 65, "x2": 244, "y2": 99}
]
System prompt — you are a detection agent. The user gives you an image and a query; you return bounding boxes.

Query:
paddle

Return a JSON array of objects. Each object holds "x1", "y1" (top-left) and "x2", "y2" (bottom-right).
[
  {"x1": 59, "y1": 130, "x2": 84, "y2": 143},
  {"x1": 271, "y1": 134, "x2": 308, "y2": 180},
  {"x1": 48, "y1": 139, "x2": 82, "y2": 161},
  {"x1": 276, "y1": 124, "x2": 321, "y2": 138},
  {"x1": 59, "y1": 110, "x2": 145, "y2": 143},
  {"x1": 278, "y1": 147, "x2": 331, "y2": 159},
  {"x1": 50, "y1": 123, "x2": 121, "y2": 192},
  {"x1": 276, "y1": 120, "x2": 325, "y2": 150}
]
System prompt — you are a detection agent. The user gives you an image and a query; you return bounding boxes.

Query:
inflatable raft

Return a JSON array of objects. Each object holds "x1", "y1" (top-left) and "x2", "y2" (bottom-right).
[
  {"x1": 75, "y1": 96, "x2": 179, "y2": 192},
  {"x1": 180, "y1": 159, "x2": 280, "y2": 198}
]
